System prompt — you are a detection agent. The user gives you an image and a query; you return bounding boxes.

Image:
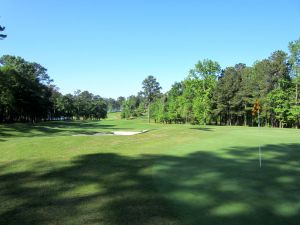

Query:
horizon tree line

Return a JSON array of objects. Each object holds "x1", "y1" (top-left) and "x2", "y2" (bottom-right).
[
  {"x1": 0, "y1": 55, "x2": 108, "y2": 122},
  {"x1": 0, "y1": 24, "x2": 299, "y2": 128},
  {"x1": 121, "y1": 38, "x2": 300, "y2": 128}
]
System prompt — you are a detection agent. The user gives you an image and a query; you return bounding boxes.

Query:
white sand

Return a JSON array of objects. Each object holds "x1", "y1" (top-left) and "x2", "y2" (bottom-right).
[
  {"x1": 72, "y1": 130, "x2": 148, "y2": 136},
  {"x1": 113, "y1": 130, "x2": 148, "y2": 136}
]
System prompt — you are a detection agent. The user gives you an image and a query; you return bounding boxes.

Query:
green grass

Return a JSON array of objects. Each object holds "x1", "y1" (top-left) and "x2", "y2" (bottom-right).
[{"x1": 1, "y1": 112, "x2": 300, "y2": 225}]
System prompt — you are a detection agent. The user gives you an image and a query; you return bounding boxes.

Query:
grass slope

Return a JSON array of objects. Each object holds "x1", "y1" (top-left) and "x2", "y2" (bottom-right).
[{"x1": 1, "y1": 113, "x2": 300, "y2": 225}]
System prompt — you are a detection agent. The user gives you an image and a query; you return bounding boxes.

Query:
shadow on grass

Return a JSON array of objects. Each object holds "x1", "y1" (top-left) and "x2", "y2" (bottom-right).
[
  {"x1": 0, "y1": 121, "x2": 134, "y2": 138},
  {"x1": 190, "y1": 127, "x2": 214, "y2": 132},
  {"x1": 1, "y1": 144, "x2": 300, "y2": 225}
]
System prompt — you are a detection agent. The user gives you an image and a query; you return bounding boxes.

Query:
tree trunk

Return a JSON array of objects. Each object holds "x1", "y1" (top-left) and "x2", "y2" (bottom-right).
[
  {"x1": 258, "y1": 111, "x2": 260, "y2": 128},
  {"x1": 244, "y1": 105, "x2": 247, "y2": 126},
  {"x1": 296, "y1": 83, "x2": 298, "y2": 105},
  {"x1": 296, "y1": 83, "x2": 299, "y2": 129},
  {"x1": 148, "y1": 104, "x2": 150, "y2": 124}
]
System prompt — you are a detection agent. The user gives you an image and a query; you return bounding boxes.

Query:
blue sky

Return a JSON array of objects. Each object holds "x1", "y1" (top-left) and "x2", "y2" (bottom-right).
[{"x1": 1, "y1": 0, "x2": 300, "y2": 98}]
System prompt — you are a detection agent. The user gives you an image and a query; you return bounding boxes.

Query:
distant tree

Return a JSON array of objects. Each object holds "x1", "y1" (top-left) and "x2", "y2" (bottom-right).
[
  {"x1": 121, "y1": 101, "x2": 130, "y2": 119},
  {"x1": 91, "y1": 95, "x2": 107, "y2": 119},
  {"x1": 49, "y1": 86, "x2": 63, "y2": 119},
  {"x1": 267, "y1": 89, "x2": 290, "y2": 128},
  {"x1": 141, "y1": 75, "x2": 162, "y2": 123},
  {"x1": 268, "y1": 50, "x2": 290, "y2": 90},
  {"x1": 288, "y1": 38, "x2": 300, "y2": 128},
  {"x1": 117, "y1": 96, "x2": 125, "y2": 107},
  {"x1": 71, "y1": 90, "x2": 107, "y2": 120},
  {"x1": 52, "y1": 92, "x2": 75, "y2": 119},
  {"x1": 213, "y1": 66, "x2": 242, "y2": 125},
  {"x1": 0, "y1": 66, "x2": 16, "y2": 122},
  {"x1": 150, "y1": 97, "x2": 167, "y2": 123},
  {"x1": 0, "y1": 55, "x2": 53, "y2": 84},
  {"x1": 166, "y1": 82, "x2": 184, "y2": 123},
  {"x1": 189, "y1": 59, "x2": 221, "y2": 125},
  {"x1": 236, "y1": 66, "x2": 255, "y2": 126},
  {"x1": 0, "y1": 55, "x2": 52, "y2": 122},
  {"x1": 181, "y1": 77, "x2": 197, "y2": 123},
  {"x1": 0, "y1": 54, "x2": 107, "y2": 123},
  {"x1": 106, "y1": 98, "x2": 118, "y2": 112},
  {"x1": 120, "y1": 94, "x2": 145, "y2": 119},
  {"x1": 249, "y1": 51, "x2": 290, "y2": 127}
]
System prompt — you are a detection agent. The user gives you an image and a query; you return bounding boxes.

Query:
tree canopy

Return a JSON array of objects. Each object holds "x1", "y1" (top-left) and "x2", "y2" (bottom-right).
[
  {"x1": 1, "y1": 36, "x2": 299, "y2": 128},
  {"x1": 121, "y1": 38, "x2": 300, "y2": 128},
  {"x1": 141, "y1": 75, "x2": 162, "y2": 123},
  {"x1": 0, "y1": 55, "x2": 107, "y2": 122}
]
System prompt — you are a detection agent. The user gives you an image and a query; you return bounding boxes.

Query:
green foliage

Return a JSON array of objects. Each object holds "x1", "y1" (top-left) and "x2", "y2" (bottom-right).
[
  {"x1": 288, "y1": 38, "x2": 300, "y2": 128},
  {"x1": 0, "y1": 56, "x2": 53, "y2": 122},
  {"x1": 190, "y1": 59, "x2": 221, "y2": 124},
  {"x1": 120, "y1": 38, "x2": 299, "y2": 128},
  {"x1": 213, "y1": 66, "x2": 243, "y2": 125},
  {"x1": 71, "y1": 90, "x2": 107, "y2": 120},
  {"x1": 288, "y1": 105, "x2": 300, "y2": 125},
  {"x1": 166, "y1": 82, "x2": 184, "y2": 123},
  {"x1": 288, "y1": 38, "x2": 300, "y2": 80},
  {"x1": 0, "y1": 55, "x2": 107, "y2": 122},
  {"x1": 3, "y1": 37, "x2": 300, "y2": 128},
  {"x1": 121, "y1": 95, "x2": 145, "y2": 119},
  {"x1": 267, "y1": 89, "x2": 289, "y2": 127},
  {"x1": 121, "y1": 100, "x2": 131, "y2": 119},
  {"x1": 140, "y1": 75, "x2": 162, "y2": 123},
  {"x1": 141, "y1": 75, "x2": 162, "y2": 104},
  {"x1": 105, "y1": 97, "x2": 124, "y2": 112}
]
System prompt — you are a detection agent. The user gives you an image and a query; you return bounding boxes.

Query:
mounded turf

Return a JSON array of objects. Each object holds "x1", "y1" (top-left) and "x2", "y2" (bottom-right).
[{"x1": 1, "y1": 113, "x2": 300, "y2": 225}]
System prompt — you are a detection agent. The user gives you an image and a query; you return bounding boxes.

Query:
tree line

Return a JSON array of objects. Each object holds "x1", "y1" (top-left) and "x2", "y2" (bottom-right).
[
  {"x1": 121, "y1": 38, "x2": 300, "y2": 128},
  {"x1": 1, "y1": 21, "x2": 299, "y2": 127},
  {"x1": 0, "y1": 55, "x2": 108, "y2": 122}
]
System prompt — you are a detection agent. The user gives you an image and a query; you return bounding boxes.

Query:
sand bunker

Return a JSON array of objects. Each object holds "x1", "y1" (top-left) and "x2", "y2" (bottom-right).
[
  {"x1": 72, "y1": 130, "x2": 148, "y2": 136},
  {"x1": 113, "y1": 130, "x2": 147, "y2": 136}
]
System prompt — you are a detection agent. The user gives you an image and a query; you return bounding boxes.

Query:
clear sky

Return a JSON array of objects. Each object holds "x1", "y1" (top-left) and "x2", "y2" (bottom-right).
[{"x1": 1, "y1": 0, "x2": 300, "y2": 98}]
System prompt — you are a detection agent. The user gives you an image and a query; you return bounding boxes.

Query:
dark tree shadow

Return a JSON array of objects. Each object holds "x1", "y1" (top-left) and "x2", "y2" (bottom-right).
[
  {"x1": 189, "y1": 127, "x2": 214, "y2": 132},
  {"x1": 1, "y1": 143, "x2": 300, "y2": 225},
  {"x1": 0, "y1": 121, "x2": 135, "y2": 138}
]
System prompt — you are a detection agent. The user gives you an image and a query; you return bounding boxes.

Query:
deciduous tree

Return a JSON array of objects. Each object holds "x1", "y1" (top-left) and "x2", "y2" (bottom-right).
[{"x1": 141, "y1": 75, "x2": 162, "y2": 123}]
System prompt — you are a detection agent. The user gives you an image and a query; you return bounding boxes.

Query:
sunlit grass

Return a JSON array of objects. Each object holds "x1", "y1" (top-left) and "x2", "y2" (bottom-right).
[{"x1": 0, "y1": 114, "x2": 300, "y2": 224}]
